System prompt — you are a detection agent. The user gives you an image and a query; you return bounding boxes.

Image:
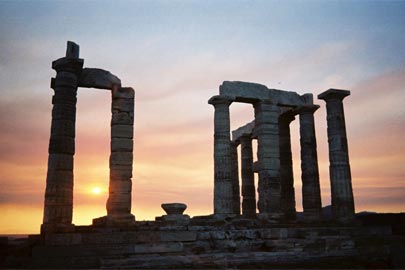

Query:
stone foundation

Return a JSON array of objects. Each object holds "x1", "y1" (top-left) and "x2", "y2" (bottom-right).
[{"x1": 31, "y1": 217, "x2": 393, "y2": 269}]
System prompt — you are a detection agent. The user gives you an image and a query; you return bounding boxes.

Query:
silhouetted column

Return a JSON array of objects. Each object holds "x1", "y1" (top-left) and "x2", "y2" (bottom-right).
[
  {"x1": 107, "y1": 86, "x2": 136, "y2": 225},
  {"x1": 42, "y1": 41, "x2": 83, "y2": 233},
  {"x1": 279, "y1": 111, "x2": 296, "y2": 221},
  {"x1": 254, "y1": 101, "x2": 283, "y2": 222},
  {"x1": 318, "y1": 89, "x2": 355, "y2": 223},
  {"x1": 240, "y1": 134, "x2": 256, "y2": 217},
  {"x1": 230, "y1": 141, "x2": 240, "y2": 215},
  {"x1": 208, "y1": 95, "x2": 234, "y2": 215},
  {"x1": 298, "y1": 105, "x2": 322, "y2": 222}
]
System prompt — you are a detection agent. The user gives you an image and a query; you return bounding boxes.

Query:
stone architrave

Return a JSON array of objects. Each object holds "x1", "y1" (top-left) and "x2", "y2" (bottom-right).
[
  {"x1": 254, "y1": 101, "x2": 283, "y2": 221},
  {"x1": 208, "y1": 95, "x2": 234, "y2": 215},
  {"x1": 318, "y1": 89, "x2": 355, "y2": 223},
  {"x1": 230, "y1": 141, "x2": 240, "y2": 215},
  {"x1": 298, "y1": 105, "x2": 322, "y2": 221},
  {"x1": 107, "y1": 86, "x2": 136, "y2": 225},
  {"x1": 42, "y1": 41, "x2": 83, "y2": 233},
  {"x1": 240, "y1": 134, "x2": 256, "y2": 217},
  {"x1": 279, "y1": 111, "x2": 296, "y2": 221}
]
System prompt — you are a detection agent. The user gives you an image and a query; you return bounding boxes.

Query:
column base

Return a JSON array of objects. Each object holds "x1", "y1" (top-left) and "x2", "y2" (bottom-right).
[
  {"x1": 40, "y1": 223, "x2": 75, "y2": 234},
  {"x1": 302, "y1": 211, "x2": 322, "y2": 223},
  {"x1": 93, "y1": 213, "x2": 136, "y2": 227}
]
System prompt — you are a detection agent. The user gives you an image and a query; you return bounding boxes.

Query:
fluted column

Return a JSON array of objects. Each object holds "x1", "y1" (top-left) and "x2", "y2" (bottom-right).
[
  {"x1": 42, "y1": 41, "x2": 83, "y2": 233},
  {"x1": 107, "y1": 86, "x2": 136, "y2": 225},
  {"x1": 279, "y1": 111, "x2": 296, "y2": 221},
  {"x1": 230, "y1": 141, "x2": 240, "y2": 215},
  {"x1": 254, "y1": 101, "x2": 283, "y2": 221},
  {"x1": 240, "y1": 134, "x2": 256, "y2": 217},
  {"x1": 208, "y1": 95, "x2": 233, "y2": 215},
  {"x1": 298, "y1": 105, "x2": 322, "y2": 222},
  {"x1": 318, "y1": 89, "x2": 355, "y2": 223}
]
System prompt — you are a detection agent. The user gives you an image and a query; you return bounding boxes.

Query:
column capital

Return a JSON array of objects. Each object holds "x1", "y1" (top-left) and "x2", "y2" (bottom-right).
[
  {"x1": 318, "y1": 89, "x2": 350, "y2": 102},
  {"x1": 279, "y1": 109, "x2": 297, "y2": 123},
  {"x1": 297, "y1": 104, "x2": 320, "y2": 115},
  {"x1": 52, "y1": 57, "x2": 84, "y2": 73},
  {"x1": 208, "y1": 95, "x2": 234, "y2": 106}
]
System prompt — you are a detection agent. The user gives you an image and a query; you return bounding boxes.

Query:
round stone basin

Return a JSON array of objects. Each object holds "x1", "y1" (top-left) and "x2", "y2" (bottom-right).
[{"x1": 161, "y1": 203, "x2": 187, "y2": 215}]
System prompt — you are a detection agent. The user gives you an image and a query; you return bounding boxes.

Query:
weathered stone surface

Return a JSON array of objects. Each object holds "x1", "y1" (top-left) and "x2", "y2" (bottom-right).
[
  {"x1": 109, "y1": 152, "x2": 133, "y2": 165},
  {"x1": 230, "y1": 142, "x2": 240, "y2": 214},
  {"x1": 111, "y1": 112, "x2": 133, "y2": 125},
  {"x1": 162, "y1": 203, "x2": 187, "y2": 215},
  {"x1": 298, "y1": 105, "x2": 322, "y2": 222},
  {"x1": 254, "y1": 101, "x2": 283, "y2": 221},
  {"x1": 240, "y1": 135, "x2": 256, "y2": 217},
  {"x1": 219, "y1": 81, "x2": 311, "y2": 106},
  {"x1": 111, "y1": 125, "x2": 133, "y2": 138},
  {"x1": 232, "y1": 120, "x2": 255, "y2": 141},
  {"x1": 111, "y1": 138, "x2": 133, "y2": 152},
  {"x1": 111, "y1": 98, "x2": 134, "y2": 112},
  {"x1": 279, "y1": 111, "x2": 296, "y2": 220},
  {"x1": 208, "y1": 95, "x2": 234, "y2": 215},
  {"x1": 112, "y1": 87, "x2": 135, "y2": 98},
  {"x1": 78, "y1": 68, "x2": 121, "y2": 90},
  {"x1": 318, "y1": 89, "x2": 354, "y2": 223}
]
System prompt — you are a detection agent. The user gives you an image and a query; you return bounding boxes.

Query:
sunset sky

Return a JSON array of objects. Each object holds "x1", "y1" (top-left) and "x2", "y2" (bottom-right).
[{"x1": 0, "y1": 1, "x2": 404, "y2": 234}]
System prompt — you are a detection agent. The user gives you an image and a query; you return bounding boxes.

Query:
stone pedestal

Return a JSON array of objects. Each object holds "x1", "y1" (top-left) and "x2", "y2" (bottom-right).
[
  {"x1": 106, "y1": 86, "x2": 136, "y2": 225},
  {"x1": 318, "y1": 89, "x2": 355, "y2": 223},
  {"x1": 254, "y1": 101, "x2": 283, "y2": 221},
  {"x1": 279, "y1": 111, "x2": 296, "y2": 221},
  {"x1": 42, "y1": 41, "x2": 83, "y2": 233},
  {"x1": 298, "y1": 105, "x2": 322, "y2": 222},
  {"x1": 230, "y1": 142, "x2": 240, "y2": 215},
  {"x1": 240, "y1": 135, "x2": 256, "y2": 217},
  {"x1": 208, "y1": 95, "x2": 234, "y2": 216}
]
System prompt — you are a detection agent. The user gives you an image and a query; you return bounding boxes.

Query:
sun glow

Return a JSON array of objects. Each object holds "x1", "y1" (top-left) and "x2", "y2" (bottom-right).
[{"x1": 92, "y1": 187, "x2": 102, "y2": 195}]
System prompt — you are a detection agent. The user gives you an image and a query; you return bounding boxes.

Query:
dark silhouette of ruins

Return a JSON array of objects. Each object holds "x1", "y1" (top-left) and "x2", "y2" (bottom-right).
[{"x1": 1, "y1": 41, "x2": 402, "y2": 269}]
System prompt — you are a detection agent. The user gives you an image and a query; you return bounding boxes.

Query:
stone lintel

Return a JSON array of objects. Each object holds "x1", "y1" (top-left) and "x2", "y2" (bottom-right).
[
  {"x1": 318, "y1": 89, "x2": 350, "y2": 101},
  {"x1": 78, "y1": 68, "x2": 121, "y2": 90},
  {"x1": 219, "y1": 81, "x2": 311, "y2": 106},
  {"x1": 232, "y1": 120, "x2": 255, "y2": 142}
]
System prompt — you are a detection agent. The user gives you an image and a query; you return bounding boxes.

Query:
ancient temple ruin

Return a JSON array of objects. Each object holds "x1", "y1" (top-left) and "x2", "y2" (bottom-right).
[
  {"x1": 208, "y1": 82, "x2": 355, "y2": 224},
  {"x1": 42, "y1": 41, "x2": 135, "y2": 233},
  {"x1": 26, "y1": 41, "x2": 394, "y2": 269}
]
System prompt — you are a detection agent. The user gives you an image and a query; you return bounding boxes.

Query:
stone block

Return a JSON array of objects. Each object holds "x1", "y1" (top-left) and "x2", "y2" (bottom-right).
[
  {"x1": 49, "y1": 136, "x2": 75, "y2": 154},
  {"x1": 133, "y1": 242, "x2": 183, "y2": 254},
  {"x1": 110, "y1": 152, "x2": 133, "y2": 166},
  {"x1": 111, "y1": 125, "x2": 133, "y2": 139},
  {"x1": 160, "y1": 231, "x2": 197, "y2": 242},
  {"x1": 111, "y1": 138, "x2": 133, "y2": 152},
  {"x1": 52, "y1": 104, "x2": 76, "y2": 121},
  {"x1": 51, "y1": 119, "x2": 75, "y2": 137},
  {"x1": 112, "y1": 98, "x2": 134, "y2": 113},
  {"x1": 112, "y1": 87, "x2": 135, "y2": 99},
  {"x1": 109, "y1": 180, "x2": 132, "y2": 193},
  {"x1": 47, "y1": 153, "x2": 74, "y2": 170},
  {"x1": 55, "y1": 71, "x2": 78, "y2": 87},
  {"x1": 110, "y1": 168, "x2": 133, "y2": 180},
  {"x1": 78, "y1": 68, "x2": 121, "y2": 90},
  {"x1": 46, "y1": 169, "x2": 73, "y2": 184},
  {"x1": 45, "y1": 233, "x2": 82, "y2": 246},
  {"x1": 112, "y1": 112, "x2": 133, "y2": 125}
]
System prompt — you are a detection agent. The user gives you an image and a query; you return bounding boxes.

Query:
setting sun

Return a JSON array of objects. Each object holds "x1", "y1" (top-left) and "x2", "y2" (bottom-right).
[{"x1": 92, "y1": 187, "x2": 102, "y2": 195}]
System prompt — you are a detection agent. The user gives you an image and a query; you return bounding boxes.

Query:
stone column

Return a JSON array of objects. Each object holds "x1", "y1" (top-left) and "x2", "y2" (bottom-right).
[
  {"x1": 42, "y1": 41, "x2": 83, "y2": 233},
  {"x1": 254, "y1": 101, "x2": 283, "y2": 221},
  {"x1": 318, "y1": 89, "x2": 355, "y2": 223},
  {"x1": 298, "y1": 105, "x2": 322, "y2": 222},
  {"x1": 240, "y1": 134, "x2": 256, "y2": 217},
  {"x1": 107, "y1": 86, "x2": 136, "y2": 225},
  {"x1": 279, "y1": 111, "x2": 296, "y2": 221},
  {"x1": 208, "y1": 95, "x2": 234, "y2": 215},
  {"x1": 230, "y1": 141, "x2": 240, "y2": 215}
]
